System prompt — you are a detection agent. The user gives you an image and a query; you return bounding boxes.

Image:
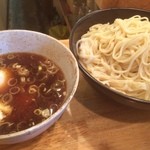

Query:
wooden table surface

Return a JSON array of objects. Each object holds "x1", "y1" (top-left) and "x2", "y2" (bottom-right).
[{"x1": 1, "y1": 40, "x2": 150, "y2": 150}]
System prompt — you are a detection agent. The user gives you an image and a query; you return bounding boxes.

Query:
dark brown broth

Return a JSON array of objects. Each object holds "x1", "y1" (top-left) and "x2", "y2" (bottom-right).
[{"x1": 0, "y1": 52, "x2": 66, "y2": 134}]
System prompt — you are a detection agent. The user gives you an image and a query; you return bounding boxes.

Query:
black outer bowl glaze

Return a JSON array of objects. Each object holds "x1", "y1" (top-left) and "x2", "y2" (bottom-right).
[{"x1": 69, "y1": 8, "x2": 150, "y2": 109}]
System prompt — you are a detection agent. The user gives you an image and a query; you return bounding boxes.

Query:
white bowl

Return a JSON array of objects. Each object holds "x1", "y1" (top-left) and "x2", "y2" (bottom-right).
[{"x1": 0, "y1": 30, "x2": 79, "y2": 144}]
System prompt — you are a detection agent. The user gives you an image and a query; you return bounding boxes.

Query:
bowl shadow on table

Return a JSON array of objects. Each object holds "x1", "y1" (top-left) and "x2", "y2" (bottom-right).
[{"x1": 74, "y1": 73, "x2": 150, "y2": 124}]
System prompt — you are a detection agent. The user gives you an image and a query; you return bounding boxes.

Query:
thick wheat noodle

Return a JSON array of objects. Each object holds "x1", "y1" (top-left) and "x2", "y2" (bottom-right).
[{"x1": 76, "y1": 15, "x2": 150, "y2": 100}]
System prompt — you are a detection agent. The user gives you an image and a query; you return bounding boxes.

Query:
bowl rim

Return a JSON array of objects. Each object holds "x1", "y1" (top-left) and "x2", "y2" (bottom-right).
[
  {"x1": 72, "y1": 8, "x2": 150, "y2": 26},
  {"x1": 69, "y1": 8, "x2": 150, "y2": 105},
  {"x1": 0, "y1": 29, "x2": 79, "y2": 140}
]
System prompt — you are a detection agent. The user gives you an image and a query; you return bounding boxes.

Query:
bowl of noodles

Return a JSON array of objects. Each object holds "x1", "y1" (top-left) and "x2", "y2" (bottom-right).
[
  {"x1": 69, "y1": 8, "x2": 150, "y2": 109},
  {"x1": 0, "y1": 30, "x2": 79, "y2": 144}
]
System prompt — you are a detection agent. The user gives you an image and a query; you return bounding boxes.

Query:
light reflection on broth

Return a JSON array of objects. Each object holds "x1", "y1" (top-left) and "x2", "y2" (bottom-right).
[
  {"x1": 0, "y1": 70, "x2": 6, "y2": 86},
  {"x1": 0, "y1": 52, "x2": 66, "y2": 135}
]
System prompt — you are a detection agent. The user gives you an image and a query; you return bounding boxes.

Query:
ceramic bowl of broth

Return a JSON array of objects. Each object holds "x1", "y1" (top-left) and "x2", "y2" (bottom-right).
[
  {"x1": 69, "y1": 8, "x2": 150, "y2": 109},
  {"x1": 0, "y1": 30, "x2": 79, "y2": 144}
]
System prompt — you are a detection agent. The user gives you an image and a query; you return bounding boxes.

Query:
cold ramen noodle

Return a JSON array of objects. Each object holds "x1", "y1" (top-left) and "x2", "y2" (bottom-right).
[
  {"x1": 77, "y1": 15, "x2": 150, "y2": 100},
  {"x1": 0, "y1": 52, "x2": 66, "y2": 134}
]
